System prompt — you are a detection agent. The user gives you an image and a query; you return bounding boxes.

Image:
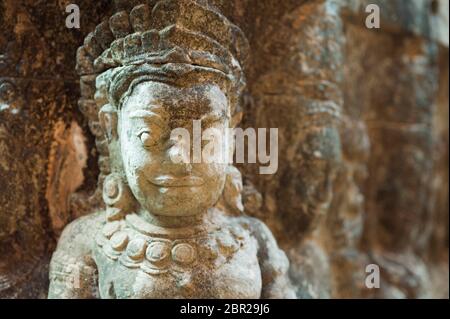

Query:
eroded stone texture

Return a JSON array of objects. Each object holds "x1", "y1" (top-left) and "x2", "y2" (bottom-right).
[
  {"x1": 0, "y1": 0, "x2": 111, "y2": 298},
  {"x1": 0, "y1": 0, "x2": 448, "y2": 299}
]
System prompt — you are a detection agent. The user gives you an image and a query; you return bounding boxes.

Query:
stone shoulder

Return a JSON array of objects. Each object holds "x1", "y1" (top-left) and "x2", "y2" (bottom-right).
[
  {"x1": 232, "y1": 215, "x2": 290, "y2": 276},
  {"x1": 52, "y1": 211, "x2": 106, "y2": 262}
]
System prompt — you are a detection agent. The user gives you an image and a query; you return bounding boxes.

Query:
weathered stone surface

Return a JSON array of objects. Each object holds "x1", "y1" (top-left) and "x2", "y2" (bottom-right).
[
  {"x1": 0, "y1": 0, "x2": 111, "y2": 298},
  {"x1": 343, "y1": 0, "x2": 449, "y2": 46},
  {"x1": 0, "y1": 0, "x2": 448, "y2": 299}
]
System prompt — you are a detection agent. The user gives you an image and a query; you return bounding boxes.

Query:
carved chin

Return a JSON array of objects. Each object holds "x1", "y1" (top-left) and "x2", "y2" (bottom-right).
[{"x1": 137, "y1": 185, "x2": 221, "y2": 217}]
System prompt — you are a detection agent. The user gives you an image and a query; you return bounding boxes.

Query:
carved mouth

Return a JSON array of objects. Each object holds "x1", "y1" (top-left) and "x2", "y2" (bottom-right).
[{"x1": 149, "y1": 175, "x2": 205, "y2": 188}]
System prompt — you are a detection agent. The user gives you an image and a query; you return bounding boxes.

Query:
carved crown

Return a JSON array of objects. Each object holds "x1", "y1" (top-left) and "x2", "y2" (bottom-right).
[{"x1": 77, "y1": 1, "x2": 249, "y2": 75}]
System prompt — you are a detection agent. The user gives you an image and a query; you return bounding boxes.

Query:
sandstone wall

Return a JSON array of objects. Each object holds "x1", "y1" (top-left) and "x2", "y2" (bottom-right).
[{"x1": 0, "y1": 0, "x2": 448, "y2": 298}]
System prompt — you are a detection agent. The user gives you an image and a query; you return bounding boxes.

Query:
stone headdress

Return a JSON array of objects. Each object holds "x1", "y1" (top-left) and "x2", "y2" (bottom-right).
[{"x1": 76, "y1": 0, "x2": 250, "y2": 213}]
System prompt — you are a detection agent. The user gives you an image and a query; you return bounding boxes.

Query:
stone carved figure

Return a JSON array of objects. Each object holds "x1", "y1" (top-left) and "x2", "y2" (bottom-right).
[{"x1": 48, "y1": 0, "x2": 295, "y2": 299}]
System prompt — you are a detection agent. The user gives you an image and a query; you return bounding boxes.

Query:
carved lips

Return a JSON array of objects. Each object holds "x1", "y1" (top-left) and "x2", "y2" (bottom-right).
[{"x1": 149, "y1": 175, "x2": 205, "y2": 188}]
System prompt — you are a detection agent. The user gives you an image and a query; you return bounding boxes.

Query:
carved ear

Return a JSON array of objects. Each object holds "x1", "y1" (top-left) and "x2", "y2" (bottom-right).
[
  {"x1": 231, "y1": 111, "x2": 243, "y2": 128},
  {"x1": 99, "y1": 104, "x2": 118, "y2": 141}
]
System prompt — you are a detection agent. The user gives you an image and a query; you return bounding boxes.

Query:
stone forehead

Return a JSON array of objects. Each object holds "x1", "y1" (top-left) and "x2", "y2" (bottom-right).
[
  {"x1": 121, "y1": 81, "x2": 228, "y2": 121},
  {"x1": 126, "y1": 80, "x2": 227, "y2": 102}
]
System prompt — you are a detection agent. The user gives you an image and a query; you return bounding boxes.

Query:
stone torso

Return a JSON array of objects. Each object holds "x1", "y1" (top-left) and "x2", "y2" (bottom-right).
[{"x1": 93, "y1": 213, "x2": 262, "y2": 299}]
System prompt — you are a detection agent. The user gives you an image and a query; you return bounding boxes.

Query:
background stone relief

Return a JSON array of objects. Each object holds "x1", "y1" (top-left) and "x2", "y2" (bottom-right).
[{"x1": 0, "y1": 0, "x2": 448, "y2": 298}]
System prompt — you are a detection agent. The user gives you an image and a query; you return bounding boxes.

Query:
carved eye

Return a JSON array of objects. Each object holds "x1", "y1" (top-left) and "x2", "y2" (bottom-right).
[{"x1": 138, "y1": 131, "x2": 157, "y2": 148}]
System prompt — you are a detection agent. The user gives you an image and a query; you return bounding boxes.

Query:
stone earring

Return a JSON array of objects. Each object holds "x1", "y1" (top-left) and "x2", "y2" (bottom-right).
[
  {"x1": 102, "y1": 173, "x2": 135, "y2": 221},
  {"x1": 221, "y1": 165, "x2": 245, "y2": 215}
]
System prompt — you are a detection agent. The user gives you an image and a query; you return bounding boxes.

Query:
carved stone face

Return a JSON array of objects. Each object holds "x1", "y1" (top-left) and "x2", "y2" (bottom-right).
[{"x1": 119, "y1": 81, "x2": 230, "y2": 217}]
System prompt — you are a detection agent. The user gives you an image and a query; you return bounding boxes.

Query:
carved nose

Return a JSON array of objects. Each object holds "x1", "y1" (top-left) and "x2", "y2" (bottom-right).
[
  {"x1": 166, "y1": 143, "x2": 193, "y2": 174},
  {"x1": 168, "y1": 142, "x2": 191, "y2": 165}
]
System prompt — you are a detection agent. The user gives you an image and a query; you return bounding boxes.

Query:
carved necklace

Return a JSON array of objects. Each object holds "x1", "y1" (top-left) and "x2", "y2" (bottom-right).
[{"x1": 95, "y1": 213, "x2": 227, "y2": 276}]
